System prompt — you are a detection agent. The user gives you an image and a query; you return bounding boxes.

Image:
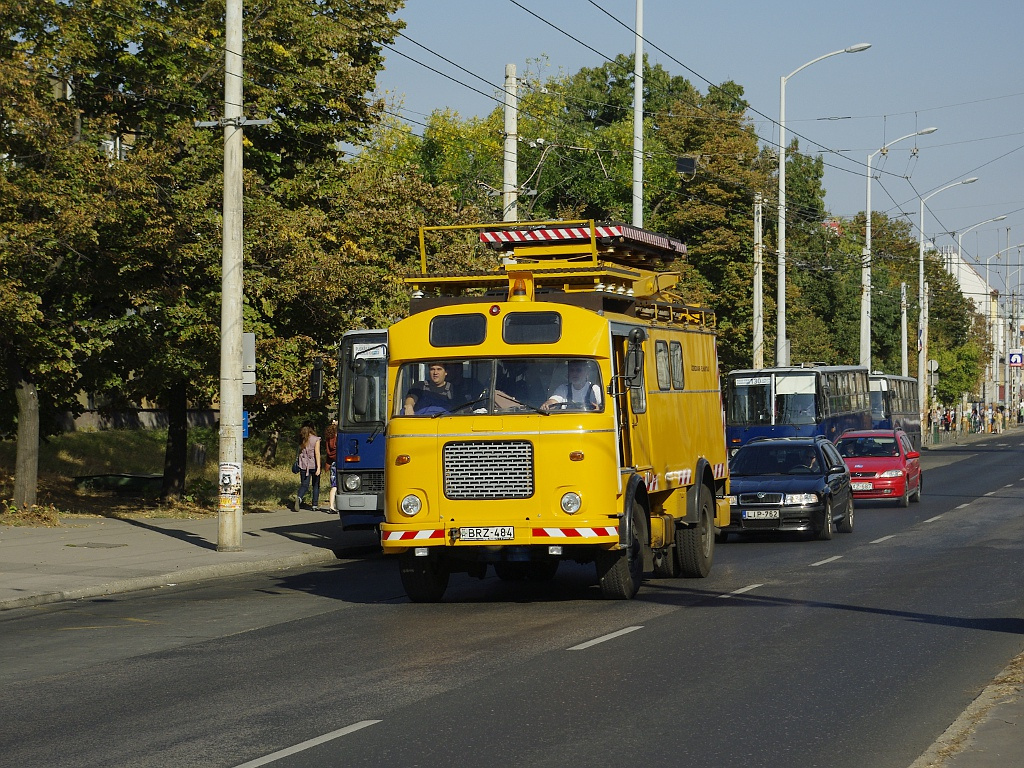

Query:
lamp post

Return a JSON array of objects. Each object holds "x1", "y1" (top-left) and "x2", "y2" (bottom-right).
[
  {"x1": 956, "y1": 215, "x2": 1007, "y2": 288},
  {"x1": 918, "y1": 177, "x2": 978, "y2": 425},
  {"x1": 982, "y1": 242, "x2": 1024, "y2": 411},
  {"x1": 777, "y1": 42, "x2": 871, "y2": 366},
  {"x1": 862, "y1": 127, "x2": 937, "y2": 369}
]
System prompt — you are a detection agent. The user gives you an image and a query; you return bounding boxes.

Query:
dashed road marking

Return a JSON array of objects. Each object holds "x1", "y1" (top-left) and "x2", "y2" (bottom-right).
[
  {"x1": 810, "y1": 555, "x2": 843, "y2": 567},
  {"x1": 718, "y1": 583, "x2": 763, "y2": 599},
  {"x1": 984, "y1": 491, "x2": 997, "y2": 496},
  {"x1": 233, "y1": 720, "x2": 382, "y2": 767},
  {"x1": 568, "y1": 626, "x2": 643, "y2": 651},
  {"x1": 871, "y1": 535, "x2": 895, "y2": 544},
  {"x1": 955, "y1": 503, "x2": 971, "y2": 509},
  {"x1": 924, "y1": 515, "x2": 943, "y2": 523}
]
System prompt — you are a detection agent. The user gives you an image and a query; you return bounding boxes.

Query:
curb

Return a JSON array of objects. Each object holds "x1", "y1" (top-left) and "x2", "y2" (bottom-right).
[{"x1": 0, "y1": 548, "x2": 341, "y2": 612}]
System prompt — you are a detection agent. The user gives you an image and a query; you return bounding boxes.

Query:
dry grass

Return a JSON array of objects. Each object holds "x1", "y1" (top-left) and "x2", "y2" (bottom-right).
[{"x1": 0, "y1": 428, "x2": 299, "y2": 526}]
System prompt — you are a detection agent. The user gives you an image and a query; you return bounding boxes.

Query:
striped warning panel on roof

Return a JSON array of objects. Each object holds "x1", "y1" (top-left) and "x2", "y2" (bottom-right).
[{"x1": 480, "y1": 225, "x2": 624, "y2": 245}]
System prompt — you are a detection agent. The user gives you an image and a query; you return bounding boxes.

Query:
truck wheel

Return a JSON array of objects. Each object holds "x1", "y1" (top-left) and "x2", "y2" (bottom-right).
[
  {"x1": 816, "y1": 499, "x2": 834, "y2": 541},
  {"x1": 399, "y1": 551, "x2": 450, "y2": 602},
  {"x1": 677, "y1": 483, "x2": 714, "y2": 578},
  {"x1": 596, "y1": 500, "x2": 646, "y2": 599},
  {"x1": 653, "y1": 545, "x2": 680, "y2": 578}
]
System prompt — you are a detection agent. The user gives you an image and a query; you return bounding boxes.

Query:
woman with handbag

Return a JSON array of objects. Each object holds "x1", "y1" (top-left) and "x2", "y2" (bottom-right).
[{"x1": 294, "y1": 422, "x2": 322, "y2": 512}]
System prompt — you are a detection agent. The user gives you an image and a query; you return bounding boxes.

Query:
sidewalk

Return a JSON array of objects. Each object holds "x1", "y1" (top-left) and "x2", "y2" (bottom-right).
[
  {"x1": 1, "y1": 436, "x2": 1021, "y2": 768},
  {"x1": 0, "y1": 507, "x2": 379, "y2": 611}
]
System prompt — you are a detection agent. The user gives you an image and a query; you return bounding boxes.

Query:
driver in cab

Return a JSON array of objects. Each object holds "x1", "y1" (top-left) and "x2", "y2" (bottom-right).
[
  {"x1": 403, "y1": 362, "x2": 453, "y2": 415},
  {"x1": 541, "y1": 360, "x2": 603, "y2": 411}
]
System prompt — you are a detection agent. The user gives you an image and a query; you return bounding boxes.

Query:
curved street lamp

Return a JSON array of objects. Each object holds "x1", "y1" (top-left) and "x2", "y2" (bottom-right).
[
  {"x1": 777, "y1": 42, "x2": 871, "y2": 366},
  {"x1": 861, "y1": 127, "x2": 937, "y2": 369},
  {"x1": 918, "y1": 177, "x2": 979, "y2": 421},
  {"x1": 955, "y1": 215, "x2": 1007, "y2": 288}
]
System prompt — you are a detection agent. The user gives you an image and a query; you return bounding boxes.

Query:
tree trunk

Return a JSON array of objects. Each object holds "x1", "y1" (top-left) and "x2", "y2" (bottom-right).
[
  {"x1": 261, "y1": 429, "x2": 279, "y2": 463},
  {"x1": 12, "y1": 367, "x2": 39, "y2": 509},
  {"x1": 161, "y1": 384, "x2": 188, "y2": 502}
]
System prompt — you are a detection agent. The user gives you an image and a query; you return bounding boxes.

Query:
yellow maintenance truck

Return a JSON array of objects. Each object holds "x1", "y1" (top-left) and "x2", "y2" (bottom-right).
[{"x1": 377, "y1": 221, "x2": 729, "y2": 600}]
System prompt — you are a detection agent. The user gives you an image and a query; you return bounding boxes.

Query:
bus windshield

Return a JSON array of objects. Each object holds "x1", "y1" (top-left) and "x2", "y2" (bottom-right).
[
  {"x1": 727, "y1": 371, "x2": 817, "y2": 426},
  {"x1": 342, "y1": 339, "x2": 387, "y2": 427},
  {"x1": 395, "y1": 357, "x2": 604, "y2": 416}
]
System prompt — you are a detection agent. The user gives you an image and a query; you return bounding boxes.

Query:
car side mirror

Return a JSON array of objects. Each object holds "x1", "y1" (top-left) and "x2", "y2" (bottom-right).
[{"x1": 906, "y1": 451, "x2": 920, "y2": 459}]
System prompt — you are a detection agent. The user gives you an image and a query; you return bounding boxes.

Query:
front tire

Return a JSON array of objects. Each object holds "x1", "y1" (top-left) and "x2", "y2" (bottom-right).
[
  {"x1": 912, "y1": 473, "x2": 923, "y2": 502},
  {"x1": 597, "y1": 500, "x2": 647, "y2": 599},
  {"x1": 816, "y1": 499, "x2": 834, "y2": 541},
  {"x1": 399, "y1": 552, "x2": 450, "y2": 602},
  {"x1": 837, "y1": 495, "x2": 854, "y2": 533},
  {"x1": 677, "y1": 484, "x2": 714, "y2": 578}
]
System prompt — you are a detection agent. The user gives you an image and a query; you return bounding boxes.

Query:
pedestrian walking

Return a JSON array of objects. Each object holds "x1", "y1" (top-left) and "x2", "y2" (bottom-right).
[
  {"x1": 323, "y1": 418, "x2": 338, "y2": 511},
  {"x1": 294, "y1": 422, "x2": 321, "y2": 512}
]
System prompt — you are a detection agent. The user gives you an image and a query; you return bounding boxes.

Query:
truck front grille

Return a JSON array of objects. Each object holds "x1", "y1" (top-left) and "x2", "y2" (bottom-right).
[{"x1": 443, "y1": 441, "x2": 534, "y2": 500}]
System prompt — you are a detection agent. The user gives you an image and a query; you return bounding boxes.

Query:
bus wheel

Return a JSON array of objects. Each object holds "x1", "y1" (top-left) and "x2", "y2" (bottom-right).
[
  {"x1": 597, "y1": 500, "x2": 646, "y2": 599},
  {"x1": 399, "y1": 551, "x2": 450, "y2": 602},
  {"x1": 678, "y1": 484, "x2": 714, "y2": 578}
]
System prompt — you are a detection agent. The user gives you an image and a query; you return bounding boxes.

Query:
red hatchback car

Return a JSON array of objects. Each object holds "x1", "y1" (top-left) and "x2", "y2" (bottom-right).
[{"x1": 835, "y1": 429, "x2": 922, "y2": 507}]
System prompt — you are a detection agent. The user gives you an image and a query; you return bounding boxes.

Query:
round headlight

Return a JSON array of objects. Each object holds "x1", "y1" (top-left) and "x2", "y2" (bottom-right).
[
  {"x1": 560, "y1": 492, "x2": 582, "y2": 514},
  {"x1": 343, "y1": 474, "x2": 361, "y2": 491},
  {"x1": 400, "y1": 494, "x2": 422, "y2": 517}
]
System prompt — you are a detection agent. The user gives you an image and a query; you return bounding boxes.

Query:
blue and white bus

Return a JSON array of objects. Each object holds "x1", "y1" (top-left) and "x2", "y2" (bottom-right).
[
  {"x1": 335, "y1": 329, "x2": 388, "y2": 529},
  {"x1": 725, "y1": 364, "x2": 872, "y2": 453},
  {"x1": 868, "y1": 373, "x2": 922, "y2": 450}
]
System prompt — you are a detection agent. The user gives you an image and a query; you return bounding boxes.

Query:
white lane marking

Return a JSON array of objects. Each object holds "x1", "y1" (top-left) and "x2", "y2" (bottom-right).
[
  {"x1": 871, "y1": 535, "x2": 895, "y2": 544},
  {"x1": 984, "y1": 491, "x2": 997, "y2": 496},
  {"x1": 810, "y1": 555, "x2": 843, "y2": 567},
  {"x1": 955, "y1": 503, "x2": 970, "y2": 509},
  {"x1": 568, "y1": 626, "x2": 643, "y2": 651},
  {"x1": 717, "y1": 583, "x2": 763, "y2": 599},
  {"x1": 233, "y1": 721, "x2": 382, "y2": 767},
  {"x1": 924, "y1": 515, "x2": 943, "y2": 523},
  {"x1": 1005, "y1": 484, "x2": 1015, "y2": 488}
]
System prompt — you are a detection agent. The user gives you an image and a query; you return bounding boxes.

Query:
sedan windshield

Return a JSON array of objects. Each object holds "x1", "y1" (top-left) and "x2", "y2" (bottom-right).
[
  {"x1": 836, "y1": 436, "x2": 899, "y2": 458},
  {"x1": 730, "y1": 444, "x2": 822, "y2": 476}
]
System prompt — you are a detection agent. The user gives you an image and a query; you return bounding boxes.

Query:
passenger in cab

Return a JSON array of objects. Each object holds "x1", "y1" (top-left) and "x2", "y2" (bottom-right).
[{"x1": 541, "y1": 360, "x2": 603, "y2": 411}]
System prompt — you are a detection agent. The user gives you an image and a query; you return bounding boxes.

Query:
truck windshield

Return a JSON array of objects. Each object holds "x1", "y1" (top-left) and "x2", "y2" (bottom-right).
[{"x1": 394, "y1": 357, "x2": 604, "y2": 416}]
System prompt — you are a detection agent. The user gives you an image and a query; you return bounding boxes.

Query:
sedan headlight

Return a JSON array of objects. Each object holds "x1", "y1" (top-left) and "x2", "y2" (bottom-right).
[
  {"x1": 399, "y1": 494, "x2": 422, "y2": 517},
  {"x1": 880, "y1": 469, "x2": 905, "y2": 478},
  {"x1": 726, "y1": 495, "x2": 737, "y2": 506},
  {"x1": 783, "y1": 492, "x2": 818, "y2": 505},
  {"x1": 343, "y1": 474, "x2": 361, "y2": 491}
]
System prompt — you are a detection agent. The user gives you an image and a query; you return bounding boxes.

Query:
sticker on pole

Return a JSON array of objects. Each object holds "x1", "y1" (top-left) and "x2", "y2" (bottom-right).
[{"x1": 219, "y1": 462, "x2": 242, "y2": 511}]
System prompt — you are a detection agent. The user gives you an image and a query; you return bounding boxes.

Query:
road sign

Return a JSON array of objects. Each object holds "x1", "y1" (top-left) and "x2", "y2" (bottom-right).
[
  {"x1": 1009, "y1": 349, "x2": 1023, "y2": 368},
  {"x1": 927, "y1": 359, "x2": 939, "y2": 372}
]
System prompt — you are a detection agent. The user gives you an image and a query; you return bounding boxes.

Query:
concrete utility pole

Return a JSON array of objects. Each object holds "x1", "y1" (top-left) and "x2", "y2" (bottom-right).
[
  {"x1": 218, "y1": 0, "x2": 245, "y2": 551},
  {"x1": 195, "y1": 0, "x2": 269, "y2": 551},
  {"x1": 631, "y1": 0, "x2": 643, "y2": 227},
  {"x1": 502, "y1": 63, "x2": 518, "y2": 223},
  {"x1": 753, "y1": 193, "x2": 764, "y2": 369},
  {"x1": 900, "y1": 282, "x2": 908, "y2": 377}
]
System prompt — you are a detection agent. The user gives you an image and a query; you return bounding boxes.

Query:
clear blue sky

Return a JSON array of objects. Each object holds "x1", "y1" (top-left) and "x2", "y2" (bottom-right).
[{"x1": 376, "y1": 0, "x2": 1024, "y2": 292}]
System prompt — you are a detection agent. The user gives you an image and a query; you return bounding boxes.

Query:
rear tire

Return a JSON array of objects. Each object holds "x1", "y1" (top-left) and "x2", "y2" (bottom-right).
[
  {"x1": 678, "y1": 484, "x2": 714, "y2": 578},
  {"x1": 399, "y1": 552, "x2": 450, "y2": 602},
  {"x1": 816, "y1": 499, "x2": 834, "y2": 541},
  {"x1": 597, "y1": 500, "x2": 646, "y2": 599}
]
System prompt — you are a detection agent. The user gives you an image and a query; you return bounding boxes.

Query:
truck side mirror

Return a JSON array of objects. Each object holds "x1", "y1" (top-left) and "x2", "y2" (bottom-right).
[{"x1": 625, "y1": 328, "x2": 647, "y2": 386}]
